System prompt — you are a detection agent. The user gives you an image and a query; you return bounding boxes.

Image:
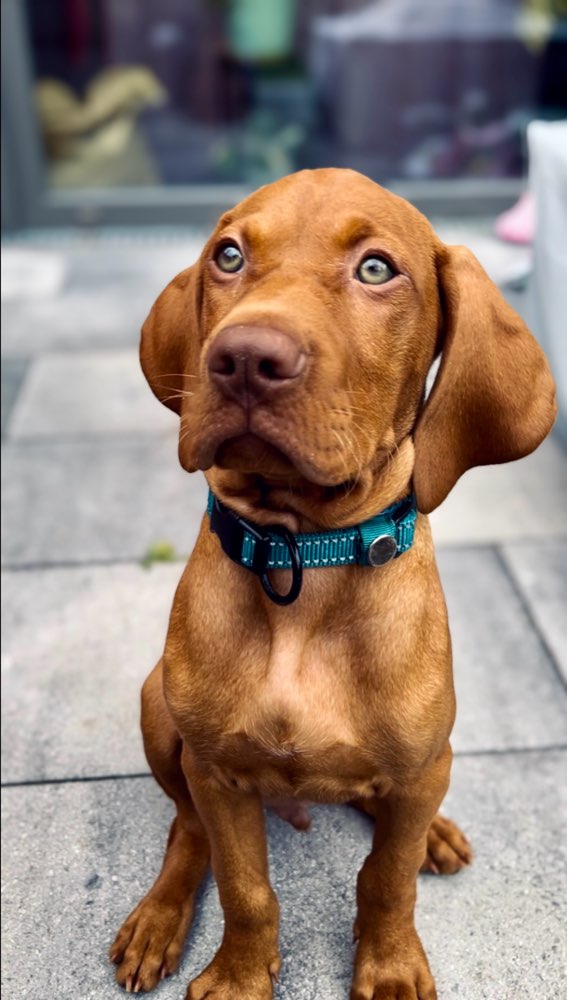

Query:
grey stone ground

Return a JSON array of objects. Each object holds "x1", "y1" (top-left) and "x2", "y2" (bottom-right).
[{"x1": 2, "y1": 224, "x2": 566, "y2": 1000}]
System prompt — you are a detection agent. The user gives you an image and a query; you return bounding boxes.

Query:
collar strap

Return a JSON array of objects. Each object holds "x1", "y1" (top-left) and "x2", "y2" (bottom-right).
[{"x1": 207, "y1": 490, "x2": 417, "y2": 606}]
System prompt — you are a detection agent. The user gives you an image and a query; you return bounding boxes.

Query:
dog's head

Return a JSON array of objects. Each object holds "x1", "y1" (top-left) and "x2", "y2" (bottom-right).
[{"x1": 141, "y1": 169, "x2": 556, "y2": 527}]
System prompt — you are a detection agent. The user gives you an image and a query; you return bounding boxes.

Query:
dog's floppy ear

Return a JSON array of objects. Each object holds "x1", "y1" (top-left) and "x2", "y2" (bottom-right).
[
  {"x1": 413, "y1": 244, "x2": 556, "y2": 514},
  {"x1": 140, "y1": 263, "x2": 201, "y2": 414}
]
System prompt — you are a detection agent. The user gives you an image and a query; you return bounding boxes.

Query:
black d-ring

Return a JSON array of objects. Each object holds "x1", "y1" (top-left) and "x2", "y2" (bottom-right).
[{"x1": 260, "y1": 526, "x2": 303, "y2": 605}]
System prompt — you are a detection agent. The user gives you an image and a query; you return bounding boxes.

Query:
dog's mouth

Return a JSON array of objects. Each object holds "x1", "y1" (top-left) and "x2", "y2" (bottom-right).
[
  {"x1": 179, "y1": 348, "x2": 383, "y2": 493},
  {"x1": 215, "y1": 431, "x2": 358, "y2": 497},
  {"x1": 182, "y1": 396, "x2": 406, "y2": 529},
  {"x1": 212, "y1": 426, "x2": 360, "y2": 491},
  {"x1": 215, "y1": 434, "x2": 299, "y2": 480}
]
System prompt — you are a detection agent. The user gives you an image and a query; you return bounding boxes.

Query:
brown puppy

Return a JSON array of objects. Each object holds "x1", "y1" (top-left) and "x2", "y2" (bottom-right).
[{"x1": 110, "y1": 169, "x2": 556, "y2": 999}]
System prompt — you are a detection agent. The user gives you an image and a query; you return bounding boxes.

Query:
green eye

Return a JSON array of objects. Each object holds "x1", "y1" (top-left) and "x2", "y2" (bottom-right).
[
  {"x1": 357, "y1": 255, "x2": 395, "y2": 285},
  {"x1": 215, "y1": 243, "x2": 244, "y2": 273}
]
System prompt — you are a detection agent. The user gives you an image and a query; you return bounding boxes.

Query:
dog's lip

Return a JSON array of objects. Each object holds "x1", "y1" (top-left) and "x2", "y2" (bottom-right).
[
  {"x1": 210, "y1": 427, "x2": 352, "y2": 488},
  {"x1": 214, "y1": 433, "x2": 299, "y2": 477},
  {"x1": 184, "y1": 397, "x2": 365, "y2": 488}
]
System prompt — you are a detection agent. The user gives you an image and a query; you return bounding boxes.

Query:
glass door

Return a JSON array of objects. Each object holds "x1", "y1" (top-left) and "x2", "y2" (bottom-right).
[{"x1": 3, "y1": 0, "x2": 566, "y2": 230}]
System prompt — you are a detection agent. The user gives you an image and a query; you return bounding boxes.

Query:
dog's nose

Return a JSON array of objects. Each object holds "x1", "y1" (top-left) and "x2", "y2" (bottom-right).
[{"x1": 207, "y1": 325, "x2": 306, "y2": 405}]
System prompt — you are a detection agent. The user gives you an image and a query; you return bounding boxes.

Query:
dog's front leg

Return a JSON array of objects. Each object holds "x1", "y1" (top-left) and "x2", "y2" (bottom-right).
[
  {"x1": 182, "y1": 746, "x2": 280, "y2": 1000},
  {"x1": 352, "y1": 743, "x2": 452, "y2": 1000}
]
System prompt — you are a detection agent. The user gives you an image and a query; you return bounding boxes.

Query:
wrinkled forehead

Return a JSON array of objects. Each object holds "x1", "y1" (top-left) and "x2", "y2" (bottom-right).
[{"x1": 212, "y1": 169, "x2": 436, "y2": 266}]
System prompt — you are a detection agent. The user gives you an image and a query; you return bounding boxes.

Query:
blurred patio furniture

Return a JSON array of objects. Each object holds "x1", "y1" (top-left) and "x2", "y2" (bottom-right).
[{"x1": 310, "y1": 0, "x2": 542, "y2": 176}]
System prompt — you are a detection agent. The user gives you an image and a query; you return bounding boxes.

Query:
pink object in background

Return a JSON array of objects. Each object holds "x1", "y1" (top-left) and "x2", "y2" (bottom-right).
[{"x1": 494, "y1": 191, "x2": 536, "y2": 245}]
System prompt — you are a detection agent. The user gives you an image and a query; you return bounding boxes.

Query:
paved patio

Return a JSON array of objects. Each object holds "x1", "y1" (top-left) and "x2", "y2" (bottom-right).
[{"x1": 2, "y1": 224, "x2": 566, "y2": 1000}]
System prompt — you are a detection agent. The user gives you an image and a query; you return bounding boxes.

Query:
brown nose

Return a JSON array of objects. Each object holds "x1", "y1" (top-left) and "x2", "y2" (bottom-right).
[{"x1": 207, "y1": 325, "x2": 306, "y2": 406}]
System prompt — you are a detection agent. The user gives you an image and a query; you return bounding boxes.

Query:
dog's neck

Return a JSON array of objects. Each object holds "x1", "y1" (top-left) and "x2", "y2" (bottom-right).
[{"x1": 206, "y1": 436, "x2": 416, "y2": 533}]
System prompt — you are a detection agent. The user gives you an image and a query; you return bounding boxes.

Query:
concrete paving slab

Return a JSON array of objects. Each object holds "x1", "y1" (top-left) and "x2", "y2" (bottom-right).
[
  {"x1": 1, "y1": 437, "x2": 208, "y2": 567},
  {"x1": 64, "y1": 241, "x2": 203, "y2": 296},
  {"x1": 1, "y1": 564, "x2": 181, "y2": 784},
  {"x1": 8, "y1": 351, "x2": 177, "y2": 439},
  {"x1": 2, "y1": 750, "x2": 565, "y2": 999},
  {"x1": 1, "y1": 247, "x2": 68, "y2": 302},
  {"x1": 0, "y1": 243, "x2": 202, "y2": 357},
  {"x1": 1, "y1": 358, "x2": 29, "y2": 436},
  {"x1": 2, "y1": 551, "x2": 566, "y2": 785},
  {"x1": 500, "y1": 540, "x2": 567, "y2": 686},
  {"x1": 429, "y1": 436, "x2": 567, "y2": 545},
  {"x1": 438, "y1": 547, "x2": 567, "y2": 753},
  {"x1": 1, "y1": 294, "x2": 151, "y2": 357}
]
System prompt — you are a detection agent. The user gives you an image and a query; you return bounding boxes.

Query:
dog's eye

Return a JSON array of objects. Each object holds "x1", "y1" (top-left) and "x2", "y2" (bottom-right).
[
  {"x1": 356, "y1": 255, "x2": 395, "y2": 285},
  {"x1": 215, "y1": 243, "x2": 245, "y2": 273}
]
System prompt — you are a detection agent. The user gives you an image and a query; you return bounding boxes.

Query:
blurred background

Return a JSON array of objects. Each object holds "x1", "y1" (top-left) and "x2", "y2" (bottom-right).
[
  {"x1": 2, "y1": 3, "x2": 567, "y2": 1000},
  {"x1": 2, "y1": 0, "x2": 567, "y2": 227}
]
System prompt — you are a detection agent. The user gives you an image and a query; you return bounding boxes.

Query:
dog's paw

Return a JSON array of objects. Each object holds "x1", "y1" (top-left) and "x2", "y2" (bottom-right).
[
  {"x1": 186, "y1": 945, "x2": 280, "y2": 1000},
  {"x1": 421, "y1": 813, "x2": 472, "y2": 875},
  {"x1": 110, "y1": 897, "x2": 192, "y2": 993},
  {"x1": 351, "y1": 930, "x2": 436, "y2": 1000}
]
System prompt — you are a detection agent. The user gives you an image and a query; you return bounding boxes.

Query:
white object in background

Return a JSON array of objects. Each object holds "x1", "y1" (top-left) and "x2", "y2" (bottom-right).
[
  {"x1": 435, "y1": 222, "x2": 531, "y2": 286},
  {"x1": 1, "y1": 248, "x2": 67, "y2": 302},
  {"x1": 528, "y1": 121, "x2": 567, "y2": 443}
]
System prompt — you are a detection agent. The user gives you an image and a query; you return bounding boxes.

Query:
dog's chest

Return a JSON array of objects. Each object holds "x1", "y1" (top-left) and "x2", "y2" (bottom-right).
[
  {"x1": 235, "y1": 630, "x2": 357, "y2": 749},
  {"x1": 200, "y1": 628, "x2": 392, "y2": 801},
  {"x1": 168, "y1": 555, "x2": 451, "y2": 800}
]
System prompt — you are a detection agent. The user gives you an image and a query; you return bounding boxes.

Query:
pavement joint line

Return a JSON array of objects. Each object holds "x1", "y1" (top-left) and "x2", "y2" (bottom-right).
[
  {"x1": 494, "y1": 544, "x2": 567, "y2": 693},
  {"x1": 2, "y1": 538, "x2": 567, "y2": 575},
  {"x1": 3, "y1": 745, "x2": 566, "y2": 791},
  {"x1": 1, "y1": 556, "x2": 188, "y2": 573},
  {"x1": 1, "y1": 227, "x2": 208, "y2": 245},
  {"x1": 1, "y1": 345, "x2": 143, "y2": 358},
  {"x1": 2, "y1": 429, "x2": 177, "y2": 447},
  {"x1": 1, "y1": 771, "x2": 153, "y2": 789}
]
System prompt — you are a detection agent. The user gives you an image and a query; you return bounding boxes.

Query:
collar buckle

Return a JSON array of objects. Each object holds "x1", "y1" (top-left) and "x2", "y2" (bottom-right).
[{"x1": 209, "y1": 496, "x2": 304, "y2": 605}]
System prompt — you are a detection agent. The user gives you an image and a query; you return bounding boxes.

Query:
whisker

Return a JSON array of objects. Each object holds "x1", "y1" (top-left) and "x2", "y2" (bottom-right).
[
  {"x1": 330, "y1": 427, "x2": 355, "y2": 488},
  {"x1": 160, "y1": 391, "x2": 195, "y2": 404},
  {"x1": 330, "y1": 404, "x2": 367, "y2": 417},
  {"x1": 178, "y1": 426, "x2": 193, "y2": 448},
  {"x1": 151, "y1": 381, "x2": 195, "y2": 392}
]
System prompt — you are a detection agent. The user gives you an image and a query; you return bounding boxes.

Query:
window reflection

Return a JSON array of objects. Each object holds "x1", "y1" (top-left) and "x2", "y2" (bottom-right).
[{"x1": 26, "y1": 0, "x2": 567, "y2": 189}]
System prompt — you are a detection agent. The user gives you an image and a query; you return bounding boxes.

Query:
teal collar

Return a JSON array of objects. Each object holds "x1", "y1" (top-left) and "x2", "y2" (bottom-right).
[{"x1": 207, "y1": 490, "x2": 416, "y2": 606}]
